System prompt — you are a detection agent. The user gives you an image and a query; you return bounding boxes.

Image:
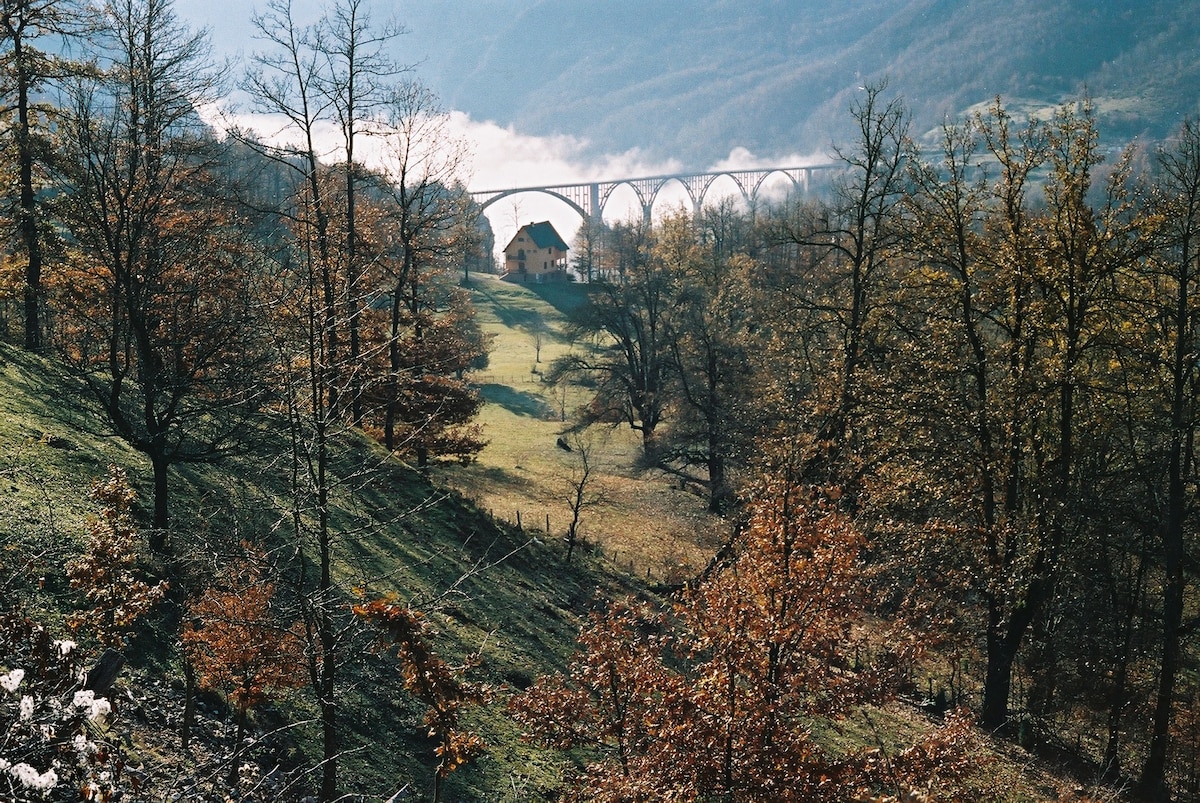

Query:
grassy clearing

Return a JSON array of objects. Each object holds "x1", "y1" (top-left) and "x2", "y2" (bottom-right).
[{"x1": 439, "y1": 275, "x2": 727, "y2": 583}]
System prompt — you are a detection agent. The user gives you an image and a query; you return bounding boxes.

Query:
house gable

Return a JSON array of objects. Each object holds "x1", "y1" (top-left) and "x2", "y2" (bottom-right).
[
  {"x1": 503, "y1": 220, "x2": 570, "y2": 282},
  {"x1": 523, "y1": 221, "x2": 569, "y2": 252}
]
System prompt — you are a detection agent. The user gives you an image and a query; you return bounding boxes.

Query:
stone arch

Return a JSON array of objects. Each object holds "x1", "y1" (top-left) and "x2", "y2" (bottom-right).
[{"x1": 475, "y1": 188, "x2": 589, "y2": 221}]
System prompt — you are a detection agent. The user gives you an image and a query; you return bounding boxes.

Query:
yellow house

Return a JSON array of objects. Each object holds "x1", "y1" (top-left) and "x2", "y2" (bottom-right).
[{"x1": 503, "y1": 221, "x2": 569, "y2": 282}]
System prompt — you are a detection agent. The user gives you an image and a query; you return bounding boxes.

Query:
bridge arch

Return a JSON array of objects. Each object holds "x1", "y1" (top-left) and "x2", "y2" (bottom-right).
[
  {"x1": 474, "y1": 187, "x2": 589, "y2": 221},
  {"x1": 647, "y1": 176, "x2": 702, "y2": 221},
  {"x1": 470, "y1": 163, "x2": 838, "y2": 230}
]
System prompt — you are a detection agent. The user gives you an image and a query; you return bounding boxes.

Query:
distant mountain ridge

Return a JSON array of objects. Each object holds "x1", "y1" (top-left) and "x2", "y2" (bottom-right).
[{"x1": 399, "y1": 0, "x2": 1200, "y2": 165}]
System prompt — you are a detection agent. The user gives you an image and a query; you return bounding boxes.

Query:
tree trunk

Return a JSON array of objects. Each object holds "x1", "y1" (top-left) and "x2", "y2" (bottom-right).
[
  {"x1": 229, "y1": 706, "x2": 247, "y2": 788},
  {"x1": 149, "y1": 450, "x2": 170, "y2": 550},
  {"x1": 1103, "y1": 539, "x2": 1147, "y2": 781},
  {"x1": 640, "y1": 425, "x2": 657, "y2": 463},
  {"x1": 1138, "y1": 249, "x2": 1193, "y2": 800},
  {"x1": 1137, "y1": 516, "x2": 1185, "y2": 800},
  {"x1": 384, "y1": 290, "x2": 403, "y2": 452},
  {"x1": 15, "y1": 41, "x2": 42, "y2": 353},
  {"x1": 708, "y1": 442, "x2": 727, "y2": 514},
  {"x1": 1103, "y1": 653, "x2": 1130, "y2": 781},
  {"x1": 181, "y1": 659, "x2": 196, "y2": 752},
  {"x1": 980, "y1": 604, "x2": 1017, "y2": 731},
  {"x1": 316, "y1": 413, "x2": 339, "y2": 802},
  {"x1": 980, "y1": 585, "x2": 1041, "y2": 731}
]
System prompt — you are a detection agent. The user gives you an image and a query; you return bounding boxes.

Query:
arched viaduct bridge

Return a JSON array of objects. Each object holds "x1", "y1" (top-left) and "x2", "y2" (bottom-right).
[{"x1": 469, "y1": 164, "x2": 839, "y2": 226}]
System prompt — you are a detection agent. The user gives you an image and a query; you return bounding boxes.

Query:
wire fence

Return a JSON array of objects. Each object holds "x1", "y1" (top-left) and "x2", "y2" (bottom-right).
[
  {"x1": 480, "y1": 505, "x2": 682, "y2": 586},
  {"x1": 469, "y1": 373, "x2": 548, "y2": 386}
]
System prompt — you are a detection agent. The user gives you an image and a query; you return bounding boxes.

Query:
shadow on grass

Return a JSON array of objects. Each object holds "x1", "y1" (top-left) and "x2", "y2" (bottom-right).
[
  {"x1": 468, "y1": 276, "x2": 590, "y2": 329},
  {"x1": 526, "y1": 281, "x2": 590, "y2": 318},
  {"x1": 468, "y1": 279, "x2": 547, "y2": 330},
  {"x1": 436, "y1": 463, "x2": 532, "y2": 502},
  {"x1": 480, "y1": 383, "x2": 555, "y2": 418}
]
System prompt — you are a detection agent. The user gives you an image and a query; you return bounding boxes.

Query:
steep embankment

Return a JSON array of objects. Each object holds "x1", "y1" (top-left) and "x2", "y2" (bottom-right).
[{"x1": 0, "y1": 339, "x2": 643, "y2": 800}]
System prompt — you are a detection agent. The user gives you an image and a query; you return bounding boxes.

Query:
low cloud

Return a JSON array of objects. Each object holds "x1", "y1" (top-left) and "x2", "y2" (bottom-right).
[
  {"x1": 200, "y1": 103, "x2": 824, "y2": 260},
  {"x1": 708, "y1": 145, "x2": 835, "y2": 172},
  {"x1": 450, "y1": 112, "x2": 682, "y2": 190}
]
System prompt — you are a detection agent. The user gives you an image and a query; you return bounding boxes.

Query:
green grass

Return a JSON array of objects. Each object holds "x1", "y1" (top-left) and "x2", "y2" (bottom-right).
[
  {"x1": 0, "y1": 343, "x2": 147, "y2": 617},
  {"x1": 0, "y1": 336, "x2": 645, "y2": 800},
  {"x1": 444, "y1": 275, "x2": 727, "y2": 583}
]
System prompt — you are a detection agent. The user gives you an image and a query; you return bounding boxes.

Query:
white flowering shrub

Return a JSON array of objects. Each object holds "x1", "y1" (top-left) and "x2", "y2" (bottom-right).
[{"x1": 0, "y1": 610, "x2": 125, "y2": 802}]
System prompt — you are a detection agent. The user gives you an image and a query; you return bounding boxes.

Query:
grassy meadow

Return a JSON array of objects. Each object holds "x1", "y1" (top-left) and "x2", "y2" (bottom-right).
[{"x1": 436, "y1": 275, "x2": 727, "y2": 584}]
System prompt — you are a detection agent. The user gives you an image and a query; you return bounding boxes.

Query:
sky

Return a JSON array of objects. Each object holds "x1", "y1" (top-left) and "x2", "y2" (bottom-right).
[{"x1": 172, "y1": 0, "x2": 815, "y2": 260}]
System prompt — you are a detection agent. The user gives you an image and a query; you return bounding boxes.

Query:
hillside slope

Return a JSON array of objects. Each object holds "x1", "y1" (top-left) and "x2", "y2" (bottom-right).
[
  {"x1": 0, "y1": 328, "x2": 1145, "y2": 800},
  {"x1": 0, "y1": 340, "x2": 642, "y2": 800},
  {"x1": 403, "y1": 0, "x2": 1199, "y2": 165}
]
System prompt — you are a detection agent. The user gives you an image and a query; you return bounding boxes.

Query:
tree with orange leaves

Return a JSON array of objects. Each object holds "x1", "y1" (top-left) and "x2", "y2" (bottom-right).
[
  {"x1": 511, "y1": 482, "x2": 991, "y2": 802},
  {"x1": 182, "y1": 549, "x2": 305, "y2": 787},
  {"x1": 353, "y1": 593, "x2": 489, "y2": 803},
  {"x1": 66, "y1": 465, "x2": 168, "y2": 649}
]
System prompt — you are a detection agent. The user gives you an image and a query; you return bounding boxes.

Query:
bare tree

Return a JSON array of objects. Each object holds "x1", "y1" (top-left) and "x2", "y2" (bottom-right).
[
  {"x1": 241, "y1": 4, "x2": 351, "y2": 796},
  {"x1": 374, "y1": 80, "x2": 472, "y2": 454},
  {"x1": 563, "y1": 432, "x2": 604, "y2": 561},
  {"x1": 571, "y1": 216, "x2": 603, "y2": 282},
  {"x1": 315, "y1": 0, "x2": 408, "y2": 424},
  {"x1": 0, "y1": 0, "x2": 84, "y2": 351},
  {"x1": 770, "y1": 81, "x2": 908, "y2": 488},
  {"x1": 555, "y1": 219, "x2": 671, "y2": 460},
  {"x1": 528, "y1": 311, "x2": 548, "y2": 364}
]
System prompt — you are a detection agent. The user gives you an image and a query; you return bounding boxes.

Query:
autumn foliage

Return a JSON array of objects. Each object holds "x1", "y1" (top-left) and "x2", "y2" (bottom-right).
[
  {"x1": 182, "y1": 551, "x2": 305, "y2": 722},
  {"x1": 181, "y1": 547, "x2": 305, "y2": 787},
  {"x1": 511, "y1": 485, "x2": 989, "y2": 801},
  {"x1": 66, "y1": 465, "x2": 168, "y2": 648},
  {"x1": 352, "y1": 594, "x2": 489, "y2": 798}
]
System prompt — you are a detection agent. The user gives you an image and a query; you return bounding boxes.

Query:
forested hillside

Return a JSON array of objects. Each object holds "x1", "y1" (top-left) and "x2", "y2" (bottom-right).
[
  {"x1": 472, "y1": 83, "x2": 1200, "y2": 800},
  {"x1": 395, "y1": 0, "x2": 1200, "y2": 165},
  {"x1": 4, "y1": 0, "x2": 1200, "y2": 802}
]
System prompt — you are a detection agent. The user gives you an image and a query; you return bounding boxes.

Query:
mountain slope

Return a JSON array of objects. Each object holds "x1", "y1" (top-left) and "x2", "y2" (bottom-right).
[{"x1": 403, "y1": 0, "x2": 1200, "y2": 165}]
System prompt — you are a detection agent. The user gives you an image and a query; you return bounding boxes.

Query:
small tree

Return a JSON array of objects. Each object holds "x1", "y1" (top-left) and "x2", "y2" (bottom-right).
[
  {"x1": 66, "y1": 465, "x2": 168, "y2": 648},
  {"x1": 562, "y1": 432, "x2": 603, "y2": 562},
  {"x1": 182, "y1": 549, "x2": 305, "y2": 788},
  {"x1": 528, "y1": 311, "x2": 549, "y2": 364},
  {"x1": 353, "y1": 594, "x2": 489, "y2": 803}
]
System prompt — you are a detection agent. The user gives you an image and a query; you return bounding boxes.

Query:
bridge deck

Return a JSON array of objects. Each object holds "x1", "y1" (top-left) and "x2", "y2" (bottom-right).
[{"x1": 469, "y1": 164, "x2": 838, "y2": 223}]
